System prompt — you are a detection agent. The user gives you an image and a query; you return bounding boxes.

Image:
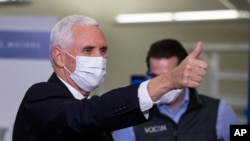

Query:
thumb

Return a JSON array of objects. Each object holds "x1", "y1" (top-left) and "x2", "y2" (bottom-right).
[{"x1": 188, "y1": 41, "x2": 203, "y2": 59}]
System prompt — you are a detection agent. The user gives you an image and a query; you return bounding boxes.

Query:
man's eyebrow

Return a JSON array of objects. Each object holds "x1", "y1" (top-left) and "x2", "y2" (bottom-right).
[
  {"x1": 82, "y1": 46, "x2": 95, "y2": 49},
  {"x1": 82, "y1": 45, "x2": 108, "y2": 49},
  {"x1": 79, "y1": 46, "x2": 94, "y2": 52},
  {"x1": 100, "y1": 46, "x2": 108, "y2": 49},
  {"x1": 79, "y1": 46, "x2": 108, "y2": 52}
]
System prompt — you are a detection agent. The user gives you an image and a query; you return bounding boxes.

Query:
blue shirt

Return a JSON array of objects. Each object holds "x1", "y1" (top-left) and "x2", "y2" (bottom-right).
[{"x1": 112, "y1": 88, "x2": 240, "y2": 141}]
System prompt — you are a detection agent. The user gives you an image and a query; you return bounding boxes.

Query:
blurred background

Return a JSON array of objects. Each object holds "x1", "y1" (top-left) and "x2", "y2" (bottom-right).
[{"x1": 0, "y1": 0, "x2": 249, "y2": 141}]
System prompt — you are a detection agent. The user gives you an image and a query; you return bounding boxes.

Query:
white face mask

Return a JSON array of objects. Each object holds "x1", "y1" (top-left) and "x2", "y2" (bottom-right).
[
  {"x1": 146, "y1": 71, "x2": 182, "y2": 104},
  {"x1": 160, "y1": 89, "x2": 182, "y2": 104},
  {"x1": 64, "y1": 51, "x2": 107, "y2": 92}
]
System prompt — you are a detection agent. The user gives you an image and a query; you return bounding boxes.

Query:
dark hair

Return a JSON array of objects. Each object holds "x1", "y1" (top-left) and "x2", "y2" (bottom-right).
[{"x1": 146, "y1": 39, "x2": 188, "y2": 69}]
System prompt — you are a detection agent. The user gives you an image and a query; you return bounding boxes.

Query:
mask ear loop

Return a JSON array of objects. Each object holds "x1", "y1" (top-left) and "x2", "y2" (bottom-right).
[
  {"x1": 61, "y1": 50, "x2": 75, "y2": 75},
  {"x1": 64, "y1": 50, "x2": 76, "y2": 59},
  {"x1": 64, "y1": 66, "x2": 72, "y2": 75}
]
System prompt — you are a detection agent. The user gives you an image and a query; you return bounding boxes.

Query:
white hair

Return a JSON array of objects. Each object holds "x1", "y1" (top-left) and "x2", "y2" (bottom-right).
[{"x1": 49, "y1": 15, "x2": 99, "y2": 65}]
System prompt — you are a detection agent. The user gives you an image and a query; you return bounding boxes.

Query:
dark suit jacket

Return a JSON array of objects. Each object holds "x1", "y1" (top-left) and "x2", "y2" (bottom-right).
[{"x1": 13, "y1": 73, "x2": 147, "y2": 141}]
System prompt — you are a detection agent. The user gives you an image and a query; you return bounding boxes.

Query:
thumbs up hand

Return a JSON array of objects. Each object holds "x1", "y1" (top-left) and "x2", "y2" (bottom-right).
[
  {"x1": 147, "y1": 41, "x2": 207, "y2": 101},
  {"x1": 188, "y1": 41, "x2": 203, "y2": 59},
  {"x1": 169, "y1": 41, "x2": 207, "y2": 88}
]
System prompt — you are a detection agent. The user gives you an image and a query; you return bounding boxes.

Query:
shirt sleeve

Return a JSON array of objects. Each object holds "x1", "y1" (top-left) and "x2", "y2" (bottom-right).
[
  {"x1": 138, "y1": 80, "x2": 154, "y2": 110},
  {"x1": 216, "y1": 100, "x2": 241, "y2": 141},
  {"x1": 138, "y1": 80, "x2": 159, "y2": 119}
]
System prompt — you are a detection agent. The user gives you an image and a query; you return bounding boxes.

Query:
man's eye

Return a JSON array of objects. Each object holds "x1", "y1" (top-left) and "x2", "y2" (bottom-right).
[
  {"x1": 84, "y1": 49, "x2": 92, "y2": 52},
  {"x1": 101, "y1": 49, "x2": 107, "y2": 53}
]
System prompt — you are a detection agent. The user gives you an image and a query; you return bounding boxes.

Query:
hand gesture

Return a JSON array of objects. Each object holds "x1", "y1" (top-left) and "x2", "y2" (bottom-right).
[
  {"x1": 147, "y1": 41, "x2": 207, "y2": 101},
  {"x1": 169, "y1": 41, "x2": 207, "y2": 88}
]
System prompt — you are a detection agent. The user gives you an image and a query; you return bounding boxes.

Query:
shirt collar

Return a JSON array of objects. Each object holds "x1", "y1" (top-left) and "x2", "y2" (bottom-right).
[{"x1": 57, "y1": 76, "x2": 85, "y2": 100}]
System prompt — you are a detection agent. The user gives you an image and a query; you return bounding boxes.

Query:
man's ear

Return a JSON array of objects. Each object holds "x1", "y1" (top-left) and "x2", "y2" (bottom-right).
[{"x1": 52, "y1": 46, "x2": 64, "y2": 67}]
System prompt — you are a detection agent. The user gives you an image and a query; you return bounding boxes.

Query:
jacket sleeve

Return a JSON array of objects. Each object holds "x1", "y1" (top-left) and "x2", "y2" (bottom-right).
[{"x1": 23, "y1": 82, "x2": 147, "y2": 139}]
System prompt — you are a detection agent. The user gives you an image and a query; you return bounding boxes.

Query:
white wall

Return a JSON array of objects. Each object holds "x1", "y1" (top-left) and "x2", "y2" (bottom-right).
[{"x1": 0, "y1": 15, "x2": 56, "y2": 141}]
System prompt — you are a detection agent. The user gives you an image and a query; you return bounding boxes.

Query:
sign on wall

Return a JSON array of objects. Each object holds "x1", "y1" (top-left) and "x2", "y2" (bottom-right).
[
  {"x1": 0, "y1": 15, "x2": 57, "y2": 59},
  {"x1": 0, "y1": 31, "x2": 50, "y2": 59}
]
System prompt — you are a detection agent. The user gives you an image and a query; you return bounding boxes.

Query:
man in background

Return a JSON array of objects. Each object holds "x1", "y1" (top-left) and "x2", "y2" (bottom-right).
[{"x1": 112, "y1": 39, "x2": 240, "y2": 141}]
